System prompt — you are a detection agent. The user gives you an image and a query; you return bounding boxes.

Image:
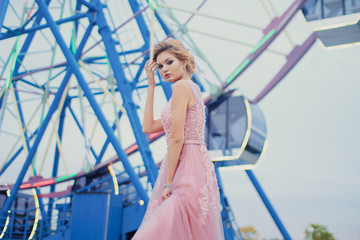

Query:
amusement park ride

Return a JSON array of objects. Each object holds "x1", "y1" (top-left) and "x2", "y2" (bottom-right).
[{"x1": 0, "y1": 0, "x2": 359, "y2": 239}]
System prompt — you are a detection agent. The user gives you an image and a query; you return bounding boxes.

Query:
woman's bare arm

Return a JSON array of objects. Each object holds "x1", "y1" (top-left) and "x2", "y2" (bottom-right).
[
  {"x1": 164, "y1": 80, "x2": 191, "y2": 186},
  {"x1": 142, "y1": 60, "x2": 164, "y2": 134}
]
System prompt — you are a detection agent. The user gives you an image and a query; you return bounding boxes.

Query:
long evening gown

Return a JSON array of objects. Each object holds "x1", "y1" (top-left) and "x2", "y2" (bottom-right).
[{"x1": 132, "y1": 80, "x2": 224, "y2": 240}]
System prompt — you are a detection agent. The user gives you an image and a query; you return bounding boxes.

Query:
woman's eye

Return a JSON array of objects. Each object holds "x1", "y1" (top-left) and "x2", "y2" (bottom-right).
[
  {"x1": 167, "y1": 60, "x2": 173, "y2": 65},
  {"x1": 158, "y1": 65, "x2": 163, "y2": 69}
]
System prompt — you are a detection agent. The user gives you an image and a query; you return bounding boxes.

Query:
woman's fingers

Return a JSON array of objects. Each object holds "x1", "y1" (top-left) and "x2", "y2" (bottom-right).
[
  {"x1": 149, "y1": 61, "x2": 157, "y2": 72},
  {"x1": 146, "y1": 60, "x2": 156, "y2": 69},
  {"x1": 161, "y1": 189, "x2": 171, "y2": 201},
  {"x1": 145, "y1": 60, "x2": 157, "y2": 88},
  {"x1": 145, "y1": 60, "x2": 157, "y2": 75}
]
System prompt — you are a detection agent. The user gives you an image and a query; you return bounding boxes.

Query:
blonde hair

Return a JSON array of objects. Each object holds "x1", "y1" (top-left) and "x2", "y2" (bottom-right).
[{"x1": 153, "y1": 38, "x2": 196, "y2": 75}]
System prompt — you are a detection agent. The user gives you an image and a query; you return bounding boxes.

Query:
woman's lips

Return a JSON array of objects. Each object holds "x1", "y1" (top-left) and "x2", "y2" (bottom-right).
[{"x1": 165, "y1": 73, "x2": 171, "y2": 78}]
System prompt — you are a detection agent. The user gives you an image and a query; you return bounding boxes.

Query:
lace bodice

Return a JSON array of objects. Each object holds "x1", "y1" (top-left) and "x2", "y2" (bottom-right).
[{"x1": 160, "y1": 80, "x2": 206, "y2": 145}]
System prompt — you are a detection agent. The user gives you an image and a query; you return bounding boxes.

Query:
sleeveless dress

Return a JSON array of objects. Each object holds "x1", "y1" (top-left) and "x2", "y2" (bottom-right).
[{"x1": 132, "y1": 80, "x2": 224, "y2": 240}]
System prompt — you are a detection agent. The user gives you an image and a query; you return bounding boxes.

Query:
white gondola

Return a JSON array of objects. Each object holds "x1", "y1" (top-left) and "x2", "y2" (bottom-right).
[
  {"x1": 206, "y1": 93, "x2": 267, "y2": 169},
  {"x1": 302, "y1": 0, "x2": 360, "y2": 48}
]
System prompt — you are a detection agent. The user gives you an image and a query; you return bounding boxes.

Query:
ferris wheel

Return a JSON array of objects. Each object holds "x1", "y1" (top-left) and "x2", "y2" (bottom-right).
[{"x1": 0, "y1": 0, "x2": 317, "y2": 239}]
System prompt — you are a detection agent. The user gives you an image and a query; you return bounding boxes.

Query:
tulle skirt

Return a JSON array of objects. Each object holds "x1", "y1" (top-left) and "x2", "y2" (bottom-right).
[{"x1": 132, "y1": 143, "x2": 224, "y2": 240}]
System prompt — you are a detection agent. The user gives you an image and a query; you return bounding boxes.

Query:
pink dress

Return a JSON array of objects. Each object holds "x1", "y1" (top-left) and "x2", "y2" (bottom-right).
[{"x1": 132, "y1": 80, "x2": 224, "y2": 240}]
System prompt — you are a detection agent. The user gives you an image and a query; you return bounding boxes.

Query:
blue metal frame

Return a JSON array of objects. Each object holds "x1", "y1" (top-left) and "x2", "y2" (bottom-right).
[
  {"x1": 52, "y1": 97, "x2": 69, "y2": 184},
  {"x1": 37, "y1": 0, "x2": 149, "y2": 201},
  {"x1": 246, "y1": 170, "x2": 291, "y2": 240},
  {"x1": 129, "y1": 0, "x2": 173, "y2": 99},
  {"x1": 67, "y1": 104, "x2": 100, "y2": 160},
  {"x1": 3, "y1": 0, "x2": 157, "y2": 218},
  {"x1": 12, "y1": 78, "x2": 49, "y2": 225},
  {"x1": 12, "y1": 83, "x2": 31, "y2": 158},
  {"x1": 1, "y1": 59, "x2": 73, "y2": 221},
  {"x1": 1, "y1": 3, "x2": 96, "y2": 215},
  {"x1": 0, "y1": 129, "x2": 38, "y2": 176},
  {"x1": 215, "y1": 167, "x2": 243, "y2": 240},
  {"x1": 6, "y1": 1, "x2": 53, "y2": 226},
  {"x1": 47, "y1": 96, "x2": 70, "y2": 224},
  {"x1": 0, "y1": 0, "x2": 9, "y2": 33},
  {"x1": 92, "y1": 0, "x2": 158, "y2": 186},
  {"x1": 96, "y1": 111, "x2": 124, "y2": 165},
  {"x1": 0, "y1": 12, "x2": 88, "y2": 40},
  {"x1": 9, "y1": 0, "x2": 50, "y2": 75}
]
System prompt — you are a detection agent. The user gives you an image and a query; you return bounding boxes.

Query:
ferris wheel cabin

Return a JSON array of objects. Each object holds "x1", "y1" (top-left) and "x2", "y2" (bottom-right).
[{"x1": 302, "y1": 0, "x2": 360, "y2": 48}]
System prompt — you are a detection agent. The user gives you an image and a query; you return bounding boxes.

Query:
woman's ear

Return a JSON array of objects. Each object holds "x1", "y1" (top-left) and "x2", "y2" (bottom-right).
[{"x1": 181, "y1": 60, "x2": 187, "y2": 70}]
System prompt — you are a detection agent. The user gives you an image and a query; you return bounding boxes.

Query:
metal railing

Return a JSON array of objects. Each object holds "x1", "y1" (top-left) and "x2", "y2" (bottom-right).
[
  {"x1": 0, "y1": 197, "x2": 72, "y2": 240},
  {"x1": 0, "y1": 164, "x2": 150, "y2": 239}
]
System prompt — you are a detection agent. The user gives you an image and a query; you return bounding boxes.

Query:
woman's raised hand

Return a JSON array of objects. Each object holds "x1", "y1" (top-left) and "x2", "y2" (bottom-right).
[{"x1": 145, "y1": 60, "x2": 157, "y2": 88}]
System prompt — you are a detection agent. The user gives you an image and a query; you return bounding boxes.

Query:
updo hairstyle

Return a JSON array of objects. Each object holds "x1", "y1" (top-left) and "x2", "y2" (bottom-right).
[{"x1": 153, "y1": 38, "x2": 196, "y2": 76}]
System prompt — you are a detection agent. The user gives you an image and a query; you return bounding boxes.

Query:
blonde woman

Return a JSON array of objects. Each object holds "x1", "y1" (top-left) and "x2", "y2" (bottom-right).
[{"x1": 133, "y1": 39, "x2": 224, "y2": 240}]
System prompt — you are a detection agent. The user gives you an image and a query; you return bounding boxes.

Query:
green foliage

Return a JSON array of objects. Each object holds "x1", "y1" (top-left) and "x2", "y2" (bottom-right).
[{"x1": 305, "y1": 224, "x2": 336, "y2": 240}]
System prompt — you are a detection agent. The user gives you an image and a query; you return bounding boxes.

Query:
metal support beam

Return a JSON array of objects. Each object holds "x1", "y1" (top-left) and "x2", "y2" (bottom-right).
[
  {"x1": 0, "y1": 0, "x2": 9, "y2": 32},
  {"x1": 96, "y1": 111, "x2": 123, "y2": 165},
  {"x1": 129, "y1": 0, "x2": 173, "y2": 99},
  {"x1": 253, "y1": 33, "x2": 317, "y2": 103},
  {"x1": 47, "y1": 96, "x2": 69, "y2": 224},
  {"x1": 215, "y1": 167, "x2": 242, "y2": 240},
  {"x1": 36, "y1": 0, "x2": 149, "y2": 201},
  {"x1": 12, "y1": 0, "x2": 51, "y2": 74},
  {"x1": 67, "y1": 104, "x2": 99, "y2": 160},
  {"x1": 0, "y1": 12, "x2": 88, "y2": 40},
  {"x1": 12, "y1": 81, "x2": 49, "y2": 224},
  {"x1": 0, "y1": 1, "x2": 49, "y2": 115},
  {"x1": 129, "y1": 0, "x2": 151, "y2": 49},
  {"x1": 12, "y1": 82, "x2": 31, "y2": 158},
  {"x1": 0, "y1": 129, "x2": 38, "y2": 176},
  {"x1": 1, "y1": 13, "x2": 95, "y2": 217},
  {"x1": 223, "y1": 0, "x2": 307, "y2": 89},
  {"x1": 246, "y1": 170, "x2": 292, "y2": 240},
  {"x1": 51, "y1": 97, "x2": 68, "y2": 186},
  {"x1": 93, "y1": 0, "x2": 158, "y2": 186}
]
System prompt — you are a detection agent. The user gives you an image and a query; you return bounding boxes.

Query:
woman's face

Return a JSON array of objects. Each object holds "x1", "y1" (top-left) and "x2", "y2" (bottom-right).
[{"x1": 156, "y1": 50, "x2": 187, "y2": 82}]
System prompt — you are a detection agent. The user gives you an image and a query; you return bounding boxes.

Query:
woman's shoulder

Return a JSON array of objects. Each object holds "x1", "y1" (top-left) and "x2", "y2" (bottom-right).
[
  {"x1": 172, "y1": 79, "x2": 193, "y2": 91},
  {"x1": 173, "y1": 79, "x2": 193, "y2": 85}
]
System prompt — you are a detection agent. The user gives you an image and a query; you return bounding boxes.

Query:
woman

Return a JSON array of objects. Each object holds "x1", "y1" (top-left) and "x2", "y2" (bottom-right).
[{"x1": 132, "y1": 39, "x2": 224, "y2": 240}]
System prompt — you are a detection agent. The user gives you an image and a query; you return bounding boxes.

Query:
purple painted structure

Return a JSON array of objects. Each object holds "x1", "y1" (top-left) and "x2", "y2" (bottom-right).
[
  {"x1": 253, "y1": 33, "x2": 317, "y2": 103},
  {"x1": 220, "y1": 0, "x2": 309, "y2": 91}
]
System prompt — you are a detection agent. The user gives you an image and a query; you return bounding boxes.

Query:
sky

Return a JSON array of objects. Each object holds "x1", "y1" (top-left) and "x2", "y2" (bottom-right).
[
  {"x1": 1, "y1": 0, "x2": 360, "y2": 239},
  {"x1": 221, "y1": 43, "x2": 360, "y2": 239}
]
